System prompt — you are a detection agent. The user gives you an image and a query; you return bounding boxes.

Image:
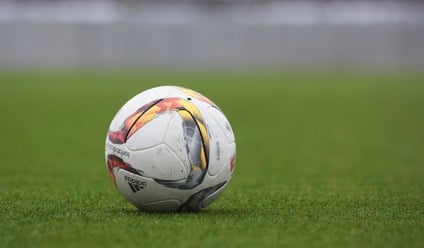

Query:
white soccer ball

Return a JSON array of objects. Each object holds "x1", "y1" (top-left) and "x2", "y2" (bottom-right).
[{"x1": 105, "y1": 86, "x2": 236, "y2": 212}]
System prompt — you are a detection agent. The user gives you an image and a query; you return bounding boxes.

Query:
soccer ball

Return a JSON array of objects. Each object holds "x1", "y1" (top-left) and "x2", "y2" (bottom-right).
[{"x1": 105, "y1": 86, "x2": 236, "y2": 212}]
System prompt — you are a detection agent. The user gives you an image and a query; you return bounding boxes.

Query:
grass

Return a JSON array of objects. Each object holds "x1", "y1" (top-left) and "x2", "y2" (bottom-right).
[{"x1": 0, "y1": 70, "x2": 423, "y2": 247}]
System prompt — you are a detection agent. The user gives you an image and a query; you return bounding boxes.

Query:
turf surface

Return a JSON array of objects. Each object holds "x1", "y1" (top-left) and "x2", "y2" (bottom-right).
[{"x1": 0, "y1": 71, "x2": 423, "y2": 247}]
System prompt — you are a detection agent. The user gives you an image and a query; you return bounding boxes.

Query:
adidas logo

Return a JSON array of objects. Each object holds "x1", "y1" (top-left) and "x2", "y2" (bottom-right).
[
  {"x1": 128, "y1": 182, "x2": 144, "y2": 193},
  {"x1": 124, "y1": 175, "x2": 147, "y2": 193}
]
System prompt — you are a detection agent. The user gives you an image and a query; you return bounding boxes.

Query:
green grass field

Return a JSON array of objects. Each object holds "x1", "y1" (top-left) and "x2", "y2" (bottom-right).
[{"x1": 1, "y1": 71, "x2": 423, "y2": 247}]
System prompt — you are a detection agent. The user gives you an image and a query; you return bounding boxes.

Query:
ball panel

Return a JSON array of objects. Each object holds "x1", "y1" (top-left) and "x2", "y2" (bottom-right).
[
  {"x1": 126, "y1": 112, "x2": 174, "y2": 151},
  {"x1": 176, "y1": 87, "x2": 216, "y2": 107},
  {"x1": 200, "y1": 181, "x2": 230, "y2": 209},
  {"x1": 228, "y1": 142, "x2": 236, "y2": 173},
  {"x1": 140, "y1": 199, "x2": 182, "y2": 212},
  {"x1": 127, "y1": 144, "x2": 187, "y2": 181},
  {"x1": 109, "y1": 86, "x2": 187, "y2": 131},
  {"x1": 164, "y1": 112, "x2": 191, "y2": 171},
  {"x1": 207, "y1": 106, "x2": 235, "y2": 143},
  {"x1": 105, "y1": 141, "x2": 131, "y2": 160},
  {"x1": 207, "y1": 125, "x2": 231, "y2": 177},
  {"x1": 115, "y1": 169, "x2": 189, "y2": 208},
  {"x1": 180, "y1": 181, "x2": 228, "y2": 212}
]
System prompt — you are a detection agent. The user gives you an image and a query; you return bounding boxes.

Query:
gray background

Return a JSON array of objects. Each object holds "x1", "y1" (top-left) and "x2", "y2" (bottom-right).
[{"x1": 1, "y1": 0, "x2": 423, "y2": 70}]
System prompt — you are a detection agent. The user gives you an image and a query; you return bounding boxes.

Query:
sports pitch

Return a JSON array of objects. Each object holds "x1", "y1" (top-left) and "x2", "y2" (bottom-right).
[{"x1": 1, "y1": 71, "x2": 423, "y2": 247}]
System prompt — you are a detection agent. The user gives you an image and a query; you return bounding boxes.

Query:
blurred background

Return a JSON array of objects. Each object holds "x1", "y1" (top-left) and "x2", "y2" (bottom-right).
[{"x1": 0, "y1": 0, "x2": 423, "y2": 70}]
